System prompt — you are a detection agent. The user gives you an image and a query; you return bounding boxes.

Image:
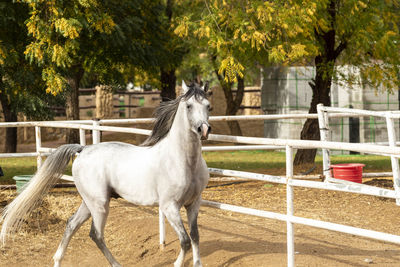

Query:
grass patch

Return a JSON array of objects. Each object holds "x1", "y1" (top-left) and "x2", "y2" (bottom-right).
[
  {"x1": 203, "y1": 150, "x2": 287, "y2": 171},
  {"x1": 1, "y1": 157, "x2": 38, "y2": 185},
  {"x1": 203, "y1": 150, "x2": 393, "y2": 174},
  {"x1": 0, "y1": 157, "x2": 72, "y2": 185},
  {"x1": 0, "y1": 151, "x2": 394, "y2": 185}
]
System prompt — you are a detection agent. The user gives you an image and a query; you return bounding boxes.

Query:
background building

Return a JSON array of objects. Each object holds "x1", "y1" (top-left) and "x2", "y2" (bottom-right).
[{"x1": 261, "y1": 66, "x2": 400, "y2": 152}]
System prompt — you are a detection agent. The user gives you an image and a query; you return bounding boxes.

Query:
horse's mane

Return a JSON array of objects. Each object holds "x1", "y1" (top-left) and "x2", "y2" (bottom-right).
[{"x1": 141, "y1": 83, "x2": 207, "y2": 147}]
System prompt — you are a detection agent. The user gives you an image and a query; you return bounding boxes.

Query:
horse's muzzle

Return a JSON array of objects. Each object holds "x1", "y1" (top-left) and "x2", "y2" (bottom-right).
[{"x1": 198, "y1": 123, "x2": 211, "y2": 140}]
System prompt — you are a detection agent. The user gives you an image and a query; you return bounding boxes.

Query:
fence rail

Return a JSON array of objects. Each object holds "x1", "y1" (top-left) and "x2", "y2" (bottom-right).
[{"x1": 1, "y1": 107, "x2": 400, "y2": 267}]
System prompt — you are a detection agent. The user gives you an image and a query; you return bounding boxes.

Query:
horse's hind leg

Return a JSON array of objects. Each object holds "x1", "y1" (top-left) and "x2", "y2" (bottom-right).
[
  {"x1": 161, "y1": 202, "x2": 191, "y2": 267},
  {"x1": 88, "y1": 199, "x2": 122, "y2": 267},
  {"x1": 53, "y1": 202, "x2": 91, "y2": 267},
  {"x1": 185, "y1": 198, "x2": 202, "y2": 267}
]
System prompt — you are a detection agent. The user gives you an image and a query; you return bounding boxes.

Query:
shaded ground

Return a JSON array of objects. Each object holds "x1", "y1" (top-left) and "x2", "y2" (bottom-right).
[{"x1": 1, "y1": 178, "x2": 400, "y2": 267}]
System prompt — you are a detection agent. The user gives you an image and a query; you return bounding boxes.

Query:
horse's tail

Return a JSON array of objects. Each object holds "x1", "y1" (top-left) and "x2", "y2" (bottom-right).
[{"x1": 0, "y1": 144, "x2": 84, "y2": 245}]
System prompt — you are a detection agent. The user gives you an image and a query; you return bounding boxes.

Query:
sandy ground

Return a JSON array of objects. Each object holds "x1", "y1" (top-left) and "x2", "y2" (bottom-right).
[{"x1": 1, "y1": 178, "x2": 400, "y2": 267}]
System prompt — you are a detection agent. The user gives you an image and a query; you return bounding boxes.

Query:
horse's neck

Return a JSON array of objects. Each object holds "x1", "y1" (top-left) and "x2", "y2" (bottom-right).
[{"x1": 165, "y1": 105, "x2": 201, "y2": 166}]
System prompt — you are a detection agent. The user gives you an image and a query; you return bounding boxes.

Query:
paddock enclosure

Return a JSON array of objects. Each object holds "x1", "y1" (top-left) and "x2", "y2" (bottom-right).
[{"x1": 1, "y1": 105, "x2": 400, "y2": 266}]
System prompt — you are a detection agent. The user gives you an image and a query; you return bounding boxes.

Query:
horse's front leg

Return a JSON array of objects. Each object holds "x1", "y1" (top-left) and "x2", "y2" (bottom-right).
[
  {"x1": 185, "y1": 198, "x2": 202, "y2": 267},
  {"x1": 161, "y1": 202, "x2": 191, "y2": 267}
]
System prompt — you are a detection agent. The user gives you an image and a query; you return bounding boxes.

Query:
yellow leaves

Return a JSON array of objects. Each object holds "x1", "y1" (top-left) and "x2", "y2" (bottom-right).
[
  {"x1": 194, "y1": 24, "x2": 211, "y2": 38},
  {"x1": 25, "y1": 42, "x2": 44, "y2": 63},
  {"x1": 55, "y1": 18, "x2": 81, "y2": 39},
  {"x1": 317, "y1": 18, "x2": 330, "y2": 33},
  {"x1": 42, "y1": 68, "x2": 66, "y2": 95},
  {"x1": 174, "y1": 16, "x2": 190, "y2": 37},
  {"x1": 251, "y1": 31, "x2": 266, "y2": 51},
  {"x1": 256, "y1": 3, "x2": 274, "y2": 24},
  {"x1": 26, "y1": 17, "x2": 41, "y2": 39},
  {"x1": 351, "y1": 1, "x2": 367, "y2": 15},
  {"x1": 269, "y1": 45, "x2": 287, "y2": 63},
  {"x1": 234, "y1": 29, "x2": 240, "y2": 39},
  {"x1": 241, "y1": 33, "x2": 249, "y2": 42},
  {"x1": 78, "y1": 0, "x2": 99, "y2": 8},
  {"x1": 205, "y1": 26, "x2": 211, "y2": 38},
  {"x1": 287, "y1": 43, "x2": 308, "y2": 60},
  {"x1": 51, "y1": 44, "x2": 71, "y2": 67},
  {"x1": 0, "y1": 43, "x2": 6, "y2": 65},
  {"x1": 93, "y1": 14, "x2": 116, "y2": 34},
  {"x1": 373, "y1": 30, "x2": 399, "y2": 59},
  {"x1": 385, "y1": 31, "x2": 397, "y2": 37},
  {"x1": 358, "y1": 1, "x2": 367, "y2": 9},
  {"x1": 175, "y1": 24, "x2": 188, "y2": 37},
  {"x1": 216, "y1": 37, "x2": 223, "y2": 50},
  {"x1": 218, "y1": 56, "x2": 244, "y2": 83}
]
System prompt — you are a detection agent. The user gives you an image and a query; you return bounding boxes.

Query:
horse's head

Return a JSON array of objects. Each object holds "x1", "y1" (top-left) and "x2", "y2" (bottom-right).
[{"x1": 181, "y1": 80, "x2": 211, "y2": 140}]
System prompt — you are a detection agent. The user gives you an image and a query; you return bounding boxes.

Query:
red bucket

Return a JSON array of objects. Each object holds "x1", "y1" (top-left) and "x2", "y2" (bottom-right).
[{"x1": 331, "y1": 163, "x2": 365, "y2": 183}]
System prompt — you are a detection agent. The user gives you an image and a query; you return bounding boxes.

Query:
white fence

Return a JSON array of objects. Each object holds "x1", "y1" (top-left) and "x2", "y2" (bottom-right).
[{"x1": 1, "y1": 106, "x2": 400, "y2": 267}]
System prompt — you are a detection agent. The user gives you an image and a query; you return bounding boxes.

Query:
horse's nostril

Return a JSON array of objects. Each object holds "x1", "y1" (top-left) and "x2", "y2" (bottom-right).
[
  {"x1": 208, "y1": 126, "x2": 212, "y2": 133},
  {"x1": 197, "y1": 126, "x2": 202, "y2": 133}
]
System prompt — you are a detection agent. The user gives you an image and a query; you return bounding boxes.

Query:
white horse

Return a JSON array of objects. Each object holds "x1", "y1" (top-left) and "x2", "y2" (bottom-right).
[{"x1": 0, "y1": 81, "x2": 211, "y2": 267}]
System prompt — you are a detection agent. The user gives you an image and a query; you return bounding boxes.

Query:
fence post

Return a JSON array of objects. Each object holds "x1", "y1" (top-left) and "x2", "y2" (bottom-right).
[
  {"x1": 79, "y1": 129, "x2": 86, "y2": 146},
  {"x1": 35, "y1": 126, "x2": 42, "y2": 169},
  {"x1": 92, "y1": 119, "x2": 101, "y2": 144},
  {"x1": 286, "y1": 145, "x2": 294, "y2": 267},
  {"x1": 317, "y1": 104, "x2": 331, "y2": 181},
  {"x1": 159, "y1": 207, "x2": 166, "y2": 250},
  {"x1": 349, "y1": 105, "x2": 360, "y2": 154},
  {"x1": 386, "y1": 114, "x2": 400, "y2": 205}
]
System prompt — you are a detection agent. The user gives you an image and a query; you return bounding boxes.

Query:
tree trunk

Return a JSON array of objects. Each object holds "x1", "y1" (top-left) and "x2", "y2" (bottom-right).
[
  {"x1": 293, "y1": 0, "x2": 346, "y2": 165},
  {"x1": 214, "y1": 68, "x2": 245, "y2": 136},
  {"x1": 65, "y1": 66, "x2": 84, "y2": 144},
  {"x1": 160, "y1": 68, "x2": 176, "y2": 101},
  {"x1": 159, "y1": 0, "x2": 177, "y2": 102},
  {"x1": 0, "y1": 82, "x2": 18, "y2": 153},
  {"x1": 293, "y1": 56, "x2": 334, "y2": 165}
]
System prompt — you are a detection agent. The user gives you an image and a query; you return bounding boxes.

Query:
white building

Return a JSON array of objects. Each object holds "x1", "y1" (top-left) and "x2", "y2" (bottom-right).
[{"x1": 261, "y1": 66, "x2": 400, "y2": 149}]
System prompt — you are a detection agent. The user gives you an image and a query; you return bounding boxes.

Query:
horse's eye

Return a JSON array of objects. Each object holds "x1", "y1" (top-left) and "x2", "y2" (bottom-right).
[{"x1": 187, "y1": 104, "x2": 192, "y2": 110}]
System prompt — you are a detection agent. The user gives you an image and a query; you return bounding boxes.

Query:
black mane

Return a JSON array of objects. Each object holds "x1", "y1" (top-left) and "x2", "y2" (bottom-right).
[{"x1": 141, "y1": 83, "x2": 207, "y2": 147}]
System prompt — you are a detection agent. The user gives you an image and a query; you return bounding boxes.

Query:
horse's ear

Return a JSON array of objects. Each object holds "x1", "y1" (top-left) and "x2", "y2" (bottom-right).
[
  {"x1": 202, "y1": 81, "x2": 209, "y2": 92},
  {"x1": 182, "y1": 80, "x2": 189, "y2": 94}
]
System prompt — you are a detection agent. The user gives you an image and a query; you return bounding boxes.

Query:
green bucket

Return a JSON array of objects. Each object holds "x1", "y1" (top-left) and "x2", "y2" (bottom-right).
[{"x1": 13, "y1": 175, "x2": 34, "y2": 193}]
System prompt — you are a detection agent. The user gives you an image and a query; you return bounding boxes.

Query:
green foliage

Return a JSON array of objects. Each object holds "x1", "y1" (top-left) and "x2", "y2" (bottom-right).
[
  {"x1": 21, "y1": 0, "x2": 167, "y2": 94},
  {"x1": 0, "y1": 1, "x2": 64, "y2": 120},
  {"x1": 177, "y1": 0, "x2": 400, "y2": 91}
]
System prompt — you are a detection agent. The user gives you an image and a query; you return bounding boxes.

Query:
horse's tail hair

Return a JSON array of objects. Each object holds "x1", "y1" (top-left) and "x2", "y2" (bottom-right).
[{"x1": 0, "y1": 144, "x2": 84, "y2": 246}]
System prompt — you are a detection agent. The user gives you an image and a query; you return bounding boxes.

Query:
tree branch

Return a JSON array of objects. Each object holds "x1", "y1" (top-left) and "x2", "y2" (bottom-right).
[{"x1": 334, "y1": 40, "x2": 347, "y2": 59}]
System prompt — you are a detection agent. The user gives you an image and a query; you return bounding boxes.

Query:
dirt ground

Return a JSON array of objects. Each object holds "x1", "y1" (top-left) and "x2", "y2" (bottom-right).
[{"x1": 1, "y1": 178, "x2": 400, "y2": 267}]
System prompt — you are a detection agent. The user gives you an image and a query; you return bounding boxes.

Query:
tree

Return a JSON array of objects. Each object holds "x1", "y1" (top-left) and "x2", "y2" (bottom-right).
[
  {"x1": 22, "y1": 0, "x2": 165, "y2": 143},
  {"x1": 293, "y1": 0, "x2": 400, "y2": 164},
  {"x1": 180, "y1": 0, "x2": 400, "y2": 162},
  {"x1": 157, "y1": 0, "x2": 191, "y2": 101},
  {"x1": 175, "y1": 0, "x2": 270, "y2": 135},
  {"x1": 211, "y1": 55, "x2": 245, "y2": 136},
  {"x1": 0, "y1": 1, "x2": 62, "y2": 152}
]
